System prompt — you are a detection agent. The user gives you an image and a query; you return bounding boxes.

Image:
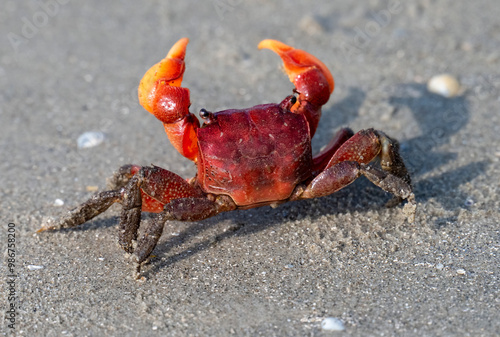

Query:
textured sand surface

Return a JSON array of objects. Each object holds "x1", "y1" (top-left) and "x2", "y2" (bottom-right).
[{"x1": 1, "y1": 1, "x2": 499, "y2": 336}]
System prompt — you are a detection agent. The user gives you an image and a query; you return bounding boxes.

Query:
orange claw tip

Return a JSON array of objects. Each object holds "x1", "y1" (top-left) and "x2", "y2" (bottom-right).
[
  {"x1": 166, "y1": 37, "x2": 189, "y2": 60},
  {"x1": 138, "y1": 38, "x2": 190, "y2": 112},
  {"x1": 143, "y1": 37, "x2": 189, "y2": 85},
  {"x1": 258, "y1": 39, "x2": 293, "y2": 52},
  {"x1": 258, "y1": 39, "x2": 334, "y2": 94}
]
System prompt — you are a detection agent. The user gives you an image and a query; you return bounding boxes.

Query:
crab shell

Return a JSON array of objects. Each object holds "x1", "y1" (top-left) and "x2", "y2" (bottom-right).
[{"x1": 197, "y1": 102, "x2": 312, "y2": 206}]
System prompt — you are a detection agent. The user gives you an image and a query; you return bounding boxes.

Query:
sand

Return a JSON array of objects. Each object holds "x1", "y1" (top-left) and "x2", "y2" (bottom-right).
[{"x1": 1, "y1": 1, "x2": 499, "y2": 336}]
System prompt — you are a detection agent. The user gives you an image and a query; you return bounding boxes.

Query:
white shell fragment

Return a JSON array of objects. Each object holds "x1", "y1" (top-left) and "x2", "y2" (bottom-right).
[
  {"x1": 53, "y1": 198, "x2": 65, "y2": 206},
  {"x1": 427, "y1": 74, "x2": 461, "y2": 97},
  {"x1": 77, "y1": 131, "x2": 105, "y2": 149},
  {"x1": 27, "y1": 265, "x2": 44, "y2": 270},
  {"x1": 321, "y1": 317, "x2": 345, "y2": 331}
]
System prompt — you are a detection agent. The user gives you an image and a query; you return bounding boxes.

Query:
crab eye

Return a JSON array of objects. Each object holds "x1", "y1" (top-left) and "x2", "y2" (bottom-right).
[
  {"x1": 199, "y1": 108, "x2": 211, "y2": 119},
  {"x1": 199, "y1": 108, "x2": 216, "y2": 125},
  {"x1": 290, "y1": 95, "x2": 297, "y2": 105}
]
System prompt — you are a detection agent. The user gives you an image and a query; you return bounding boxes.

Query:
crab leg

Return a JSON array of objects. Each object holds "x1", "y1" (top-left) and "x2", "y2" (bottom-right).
[
  {"x1": 121, "y1": 168, "x2": 237, "y2": 273},
  {"x1": 37, "y1": 165, "x2": 143, "y2": 233},
  {"x1": 116, "y1": 165, "x2": 206, "y2": 252},
  {"x1": 312, "y1": 127, "x2": 354, "y2": 174},
  {"x1": 297, "y1": 129, "x2": 415, "y2": 221},
  {"x1": 133, "y1": 197, "x2": 227, "y2": 273},
  {"x1": 258, "y1": 39, "x2": 334, "y2": 136},
  {"x1": 37, "y1": 190, "x2": 122, "y2": 232},
  {"x1": 138, "y1": 38, "x2": 200, "y2": 161},
  {"x1": 37, "y1": 164, "x2": 204, "y2": 236}
]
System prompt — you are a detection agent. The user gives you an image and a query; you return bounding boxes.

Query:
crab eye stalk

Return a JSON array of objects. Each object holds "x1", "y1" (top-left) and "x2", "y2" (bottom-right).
[
  {"x1": 279, "y1": 94, "x2": 300, "y2": 112},
  {"x1": 199, "y1": 108, "x2": 216, "y2": 125}
]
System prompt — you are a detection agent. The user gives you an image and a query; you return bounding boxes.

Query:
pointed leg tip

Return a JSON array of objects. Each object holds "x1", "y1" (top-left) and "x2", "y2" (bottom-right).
[
  {"x1": 132, "y1": 255, "x2": 149, "y2": 281},
  {"x1": 134, "y1": 264, "x2": 143, "y2": 280},
  {"x1": 37, "y1": 217, "x2": 58, "y2": 233},
  {"x1": 36, "y1": 225, "x2": 56, "y2": 233},
  {"x1": 403, "y1": 193, "x2": 417, "y2": 223}
]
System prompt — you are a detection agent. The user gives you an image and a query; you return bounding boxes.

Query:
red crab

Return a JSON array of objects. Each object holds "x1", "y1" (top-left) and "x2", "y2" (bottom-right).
[{"x1": 40, "y1": 38, "x2": 415, "y2": 276}]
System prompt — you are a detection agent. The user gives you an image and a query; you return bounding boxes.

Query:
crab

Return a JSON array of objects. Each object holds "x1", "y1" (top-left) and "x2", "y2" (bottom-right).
[{"x1": 40, "y1": 38, "x2": 415, "y2": 276}]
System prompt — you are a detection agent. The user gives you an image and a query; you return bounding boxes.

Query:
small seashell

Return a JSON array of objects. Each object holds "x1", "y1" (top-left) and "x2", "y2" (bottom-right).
[
  {"x1": 77, "y1": 131, "x2": 105, "y2": 149},
  {"x1": 321, "y1": 317, "x2": 345, "y2": 331},
  {"x1": 54, "y1": 198, "x2": 64, "y2": 206},
  {"x1": 427, "y1": 74, "x2": 461, "y2": 98}
]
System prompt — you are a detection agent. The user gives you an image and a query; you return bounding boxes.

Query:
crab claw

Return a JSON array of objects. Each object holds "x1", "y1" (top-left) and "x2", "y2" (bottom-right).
[
  {"x1": 138, "y1": 37, "x2": 190, "y2": 122},
  {"x1": 259, "y1": 40, "x2": 334, "y2": 136},
  {"x1": 258, "y1": 39, "x2": 334, "y2": 107},
  {"x1": 138, "y1": 38, "x2": 199, "y2": 162}
]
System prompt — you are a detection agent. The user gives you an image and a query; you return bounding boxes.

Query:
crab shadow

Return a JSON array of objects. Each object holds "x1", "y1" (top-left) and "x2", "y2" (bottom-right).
[
  {"x1": 388, "y1": 83, "x2": 488, "y2": 208},
  {"x1": 310, "y1": 82, "x2": 486, "y2": 213}
]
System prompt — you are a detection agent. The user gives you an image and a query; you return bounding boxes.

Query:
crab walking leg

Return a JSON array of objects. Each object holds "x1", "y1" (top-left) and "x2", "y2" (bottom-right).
[
  {"x1": 312, "y1": 127, "x2": 354, "y2": 174},
  {"x1": 376, "y1": 130, "x2": 412, "y2": 187},
  {"x1": 325, "y1": 129, "x2": 412, "y2": 188},
  {"x1": 299, "y1": 129, "x2": 416, "y2": 222},
  {"x1": 117, "y1": 165, "x2": 205, "y2": 252},
  {"x1": 119, "y1": 173, "x2": 143, "y2": 252},
  {"x1": 303, "y1": 162, "x2": 413, "y2": 200},
  {"x1": 37, "y1": 164, "x2": 142, "y2": 233},
  {"x1": 38, "y1": 190, "x2": 122, "y2": 232},
  {"x1": 138, "y1": 38, "x2": 200, "y2": 161},
  {"x1": 132, "y1": 197, "x2": 234, "y2": 274},
  {"x1": 258, "y1": 39, "x2": 334, "y2": 137}
]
